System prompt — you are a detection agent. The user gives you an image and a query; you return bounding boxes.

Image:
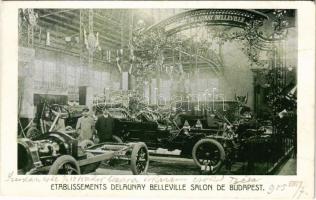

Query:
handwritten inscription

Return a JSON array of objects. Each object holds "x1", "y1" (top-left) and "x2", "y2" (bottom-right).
[
  {"x1": 229, "y1": 176, "x2": 261, "y2": 184},
  {"x1": 4, "y1": 172, "x2": 309, "y2": 198},
  {"x1": 266, "y1": 181, "x2": 308, "y2": 199}
]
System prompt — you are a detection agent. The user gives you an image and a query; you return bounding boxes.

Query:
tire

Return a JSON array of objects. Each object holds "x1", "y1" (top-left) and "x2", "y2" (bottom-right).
[
  {"x1": 48, "y1": 155, "x2": 81, "y2": 175},
  {"x1": 130, "y1": 142, "x2": 149, "y2": 175},
  {"x1": 112, "y1": 135, "x2": 123, "y2": 143},
  {"x1": 78, "y1": 140, "x2": 95, "y2": 150},
  {"x1": 18, "y1": 142, "x2": 33, "y2": 172},
  {"x1": 192, "y1": 138, "x2": 225, "y2": 174}
]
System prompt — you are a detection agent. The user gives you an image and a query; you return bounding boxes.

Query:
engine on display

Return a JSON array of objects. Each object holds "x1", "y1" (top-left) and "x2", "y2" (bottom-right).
[
  {"x1": 18, "y1": 132, "x2": 77, "y2": 173},
  {"x1": 35, "y1": 139, "x2": 61, "y2": 157}
]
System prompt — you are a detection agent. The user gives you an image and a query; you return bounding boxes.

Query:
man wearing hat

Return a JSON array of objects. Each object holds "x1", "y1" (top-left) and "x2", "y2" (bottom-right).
[{"x1": 76, "y1": 107, "x2": 95, "y2": 141}]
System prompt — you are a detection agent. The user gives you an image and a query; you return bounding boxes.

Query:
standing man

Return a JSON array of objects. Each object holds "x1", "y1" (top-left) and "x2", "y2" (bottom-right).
[
  {"x1": 76, "y1": 107, "x2": 95, "y2": 141},
  {"x1": 95, "y1": 110, "x2": 113, "y2": 142}
]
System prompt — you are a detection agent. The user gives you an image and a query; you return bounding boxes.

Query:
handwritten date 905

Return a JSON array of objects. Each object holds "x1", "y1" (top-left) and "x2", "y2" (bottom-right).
[{"x1": 266, "y1": 181, "x2": 307, "y2": 199}]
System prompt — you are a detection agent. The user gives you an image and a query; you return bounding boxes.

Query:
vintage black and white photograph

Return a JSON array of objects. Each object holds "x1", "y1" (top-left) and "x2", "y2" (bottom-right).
[{"x1": 17, "y1": 8, "x2": 297, "y2": 176}]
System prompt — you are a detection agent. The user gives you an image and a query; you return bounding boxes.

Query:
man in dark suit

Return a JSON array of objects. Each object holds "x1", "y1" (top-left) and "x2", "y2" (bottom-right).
[{"x1": 95, "y1": 110, "x2": 113, "y2": 142}]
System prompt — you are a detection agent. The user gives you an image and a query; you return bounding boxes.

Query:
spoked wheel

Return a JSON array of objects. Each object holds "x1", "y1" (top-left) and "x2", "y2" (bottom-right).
[
  {"x1": 192, "y1": 138, "x2": 225, "y2": 174},
  {"x1": 130, "y1": 143, "x2": 149, "y2": 175},
  {"x1": 48, "y1": 155, "x2": 81, "y2": 175}
]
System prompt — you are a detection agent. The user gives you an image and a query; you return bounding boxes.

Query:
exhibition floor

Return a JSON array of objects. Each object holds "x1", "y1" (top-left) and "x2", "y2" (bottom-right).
[{"x1": 89, "y1": 155, "x2": 296, "y2": 175}]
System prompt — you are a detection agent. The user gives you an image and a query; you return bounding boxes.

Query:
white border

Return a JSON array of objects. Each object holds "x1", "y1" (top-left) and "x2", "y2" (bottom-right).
[{"x1": 0, "y1": 1, "x2": 315, "y2": 199}]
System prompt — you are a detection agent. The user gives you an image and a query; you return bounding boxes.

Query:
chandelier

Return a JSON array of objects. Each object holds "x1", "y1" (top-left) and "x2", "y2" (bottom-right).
[{"x1": 84, "y1": 10, "x2": 101, "y2": 56}]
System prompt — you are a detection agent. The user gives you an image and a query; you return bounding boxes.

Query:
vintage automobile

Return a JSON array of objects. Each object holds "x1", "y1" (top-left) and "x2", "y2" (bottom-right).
[
  {"x1": 100, "y1": 105, "x2": 272, "y2": 174},
  {"x1": 18, "y1": 131, "x2": 149, "y2": 175},
  {"x1": 98, "y1": 107, "x2": 211, "y2": 166},
  {"x1": 191, "y1": 114, "x2": 273, "y2": 174}
]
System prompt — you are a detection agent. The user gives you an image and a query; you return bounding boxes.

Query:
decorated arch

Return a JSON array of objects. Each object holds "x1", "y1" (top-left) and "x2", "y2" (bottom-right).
[{"x1": 146, "y1": 9, "x2": 268, "y2": 35}]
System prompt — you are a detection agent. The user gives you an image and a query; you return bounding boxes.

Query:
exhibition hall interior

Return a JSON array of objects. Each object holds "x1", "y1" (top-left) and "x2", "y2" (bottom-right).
[{"x1": 18, "y1": 9, "x2": 297, "y2": 175}]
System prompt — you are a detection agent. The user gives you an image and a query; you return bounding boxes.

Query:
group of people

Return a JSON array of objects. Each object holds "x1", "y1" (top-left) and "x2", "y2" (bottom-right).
[{"x1": 76, "y1": 107, "x2": 114, "y2": 143}]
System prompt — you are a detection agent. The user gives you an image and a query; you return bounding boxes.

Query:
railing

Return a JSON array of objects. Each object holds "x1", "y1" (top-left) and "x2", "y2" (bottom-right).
[{"x1": 237, "y1": 133, "x2": 295, "y2": 175}]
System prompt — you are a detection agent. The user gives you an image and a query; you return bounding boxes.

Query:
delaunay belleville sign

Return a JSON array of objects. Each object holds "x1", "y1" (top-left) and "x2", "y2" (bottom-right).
[{"x1": 148, "y1": 9, "x2": 268, "y2": 34}]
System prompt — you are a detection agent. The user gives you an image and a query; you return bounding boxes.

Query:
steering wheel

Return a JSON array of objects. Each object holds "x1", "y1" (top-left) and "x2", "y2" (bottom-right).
[{"x1": 49, "y1": 104, "x2": 70, "y2": 119}]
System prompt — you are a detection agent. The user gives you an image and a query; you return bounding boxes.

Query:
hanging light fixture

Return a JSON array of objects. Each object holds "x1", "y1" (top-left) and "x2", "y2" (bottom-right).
[{"x1": 84, "y1": 10, "x2": 101, "y2": 58}]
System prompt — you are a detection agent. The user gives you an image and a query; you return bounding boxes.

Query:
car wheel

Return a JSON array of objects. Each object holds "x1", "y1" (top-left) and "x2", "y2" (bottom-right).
[
  {"x1": 192, "y1": 138, "x2": 225, "y2": 174},
  {"x1": 48, "y1": 155, "x2": 81, "y2": 175},
  {"x1": 130, "y1": 142, "x2": 149, "y2": 175},
  {"x1": 18, "y1": 142, "x2": 33, "y2": 173}
]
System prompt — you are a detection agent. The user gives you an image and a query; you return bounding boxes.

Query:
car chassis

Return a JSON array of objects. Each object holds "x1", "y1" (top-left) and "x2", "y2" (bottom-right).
[{"x1": 18, "y1": 132, "x2": 149, "y2": 175}]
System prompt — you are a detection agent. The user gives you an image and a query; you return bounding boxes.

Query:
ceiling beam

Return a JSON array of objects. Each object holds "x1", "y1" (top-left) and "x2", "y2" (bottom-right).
[{"x1": 40, "y1": 16, "x2": 79, "y2": 33}]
